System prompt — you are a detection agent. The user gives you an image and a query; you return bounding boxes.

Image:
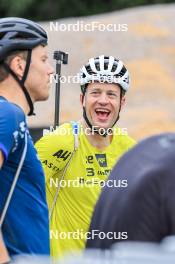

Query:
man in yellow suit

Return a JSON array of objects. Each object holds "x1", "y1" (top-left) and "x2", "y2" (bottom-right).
[{"x1": 36, "y1": 55, "x2": 135, "y2": 259}]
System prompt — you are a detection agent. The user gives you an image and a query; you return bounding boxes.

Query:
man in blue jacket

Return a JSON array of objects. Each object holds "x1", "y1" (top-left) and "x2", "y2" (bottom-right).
[{"x1": 0, "y1": 17, "x2": 53, "y2": 257}]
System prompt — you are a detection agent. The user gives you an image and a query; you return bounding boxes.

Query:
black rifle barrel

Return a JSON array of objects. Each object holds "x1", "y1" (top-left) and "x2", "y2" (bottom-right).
[{"x1": 53, "y1": 51, "x2": 68, "y2": 128}]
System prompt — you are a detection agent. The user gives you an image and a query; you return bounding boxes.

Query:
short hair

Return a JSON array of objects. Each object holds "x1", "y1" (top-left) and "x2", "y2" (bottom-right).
[{"x1": 0, "y1": 50, "x2": 28, "y2": 82}]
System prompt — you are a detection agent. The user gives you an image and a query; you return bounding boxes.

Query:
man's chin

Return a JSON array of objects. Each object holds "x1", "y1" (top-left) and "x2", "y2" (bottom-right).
[
  {"x1": 92, "y1": 122, "x2": 111, "y2": 130},
  {"x1": 35, "y1": 94, "x2": 49, "y2": 102}
]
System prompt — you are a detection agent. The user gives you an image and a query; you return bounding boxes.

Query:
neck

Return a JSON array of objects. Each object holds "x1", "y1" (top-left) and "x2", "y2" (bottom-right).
[
  {"x1": 0, "y1": 78, "x2": 30, "y2": 115},
  {"x1": 81, "y1": 119, "x2": 113, "y2": 150}
]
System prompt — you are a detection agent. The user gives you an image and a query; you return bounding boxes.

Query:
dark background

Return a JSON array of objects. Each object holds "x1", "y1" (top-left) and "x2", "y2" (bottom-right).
[
  {"x1": 0, "y1": 0, "x2": 174, "y2": 21},
  {"x1": 29, "y1": 127, "x2": 45, "y2": 143}
]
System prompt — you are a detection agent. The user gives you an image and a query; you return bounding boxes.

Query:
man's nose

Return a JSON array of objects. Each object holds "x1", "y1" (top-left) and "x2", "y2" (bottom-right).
[
  {"x1": 98, "y1": 92, "x2": 109, "y2": 104},
  {"x1": 48, "y1": 63, "x2": 54, "y2": 75}
]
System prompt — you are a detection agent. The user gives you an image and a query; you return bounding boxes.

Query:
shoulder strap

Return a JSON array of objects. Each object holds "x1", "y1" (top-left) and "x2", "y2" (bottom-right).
[
  {"x1": 71, "y1": 121, "x2": 79, "y2": 150},
  {"x1": 49, "y1": 121, "x2": 79, "y2": 220}
]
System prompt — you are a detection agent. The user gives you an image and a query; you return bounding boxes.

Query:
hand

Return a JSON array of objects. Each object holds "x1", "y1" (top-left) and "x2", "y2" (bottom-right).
[
  {"x1": 0, "y1": 151, "x2": 4, "y2": 169},
  {"x1": 0, "y1": 232, "x2": 10, "y2": 264}
]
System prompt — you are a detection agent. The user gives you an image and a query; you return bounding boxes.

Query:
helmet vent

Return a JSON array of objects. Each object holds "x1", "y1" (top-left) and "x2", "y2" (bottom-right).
[
  {"x1": 1, "y1": 23, "x2": 13, "y2": 28},
  {"x1": 104, "y1": 62, "x2": 108, "y2": 70},
  {"x1": 95, "y1": 61, "x2": 100, "y2": 71},
  {"x1": 111, "y1": 64, "x2": 117, "y2": 72}
]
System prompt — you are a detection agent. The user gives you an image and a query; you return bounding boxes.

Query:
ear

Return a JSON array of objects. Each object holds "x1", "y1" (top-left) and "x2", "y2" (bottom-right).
[
  {"x1": 120, "y1": 95, "x2": 126, "y2": 111},
  {"x1": 9, "y1": 56, "x2": 26, "y2": 80},
  {"x1": 80, "y1": 93, "x2": 85, "y2": 106}
]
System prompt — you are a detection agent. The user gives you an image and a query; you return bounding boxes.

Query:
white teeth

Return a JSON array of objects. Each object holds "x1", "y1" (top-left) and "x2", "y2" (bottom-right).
[{"x1": 95, "y1": 109, "x2": 110, "y2": 113}]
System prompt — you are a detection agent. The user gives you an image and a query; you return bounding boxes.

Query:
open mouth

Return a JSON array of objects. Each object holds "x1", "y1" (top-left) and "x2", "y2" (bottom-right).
[{"x1": 95, "y1": 108, "x2": 111, "y2": 119}]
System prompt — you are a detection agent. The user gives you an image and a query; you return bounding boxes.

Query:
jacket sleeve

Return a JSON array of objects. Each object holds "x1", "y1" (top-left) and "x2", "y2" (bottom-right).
[{"x1": 0, "y1": 102, "x2": 18, "y2": 163}]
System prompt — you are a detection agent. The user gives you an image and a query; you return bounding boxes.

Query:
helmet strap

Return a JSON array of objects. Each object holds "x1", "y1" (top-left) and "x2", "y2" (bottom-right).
[
  {"x1": 3, "y1": 50, "x2": 35, "y2": 116},
  {"x1": 21, "y1": 49, "x2": 32, "y2": 83}
]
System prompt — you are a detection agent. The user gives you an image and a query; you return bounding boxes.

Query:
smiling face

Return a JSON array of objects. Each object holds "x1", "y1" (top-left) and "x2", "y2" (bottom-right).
[
  {"x1": 25, "y1": 45, "x2": 54, "y2": 102},
  {"x1": 81, "y1": 82, "x2": 126, "y2": 129}
]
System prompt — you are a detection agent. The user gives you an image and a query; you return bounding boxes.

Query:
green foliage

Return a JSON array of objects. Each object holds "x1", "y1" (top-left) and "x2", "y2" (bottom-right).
[
  {"x1": 0, "y1": 0, "x2": 35, "y2": 17},
  {"x1": 0, "y1": 0, "x2": 174, "y2": 21}
]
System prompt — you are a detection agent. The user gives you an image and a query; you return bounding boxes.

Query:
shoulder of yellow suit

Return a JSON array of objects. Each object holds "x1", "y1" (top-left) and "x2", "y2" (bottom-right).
[
  {"x1": 113, "y1": 126, "x2": 136, "y2": 143},
  {"x1": 35, "y1": 122, "x2": 75, "y2": 156}
]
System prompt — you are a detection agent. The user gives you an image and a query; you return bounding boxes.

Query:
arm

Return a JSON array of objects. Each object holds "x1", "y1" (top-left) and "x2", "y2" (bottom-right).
[
  {"x1": 0, "y1": 232, "x2": 10, "y2": 263},
  {"x1": 0, "y1": 102, "x2": 18, "y2": 168}
]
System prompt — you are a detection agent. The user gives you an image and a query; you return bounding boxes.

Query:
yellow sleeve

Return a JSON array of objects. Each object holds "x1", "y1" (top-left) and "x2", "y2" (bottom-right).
[
  {"x1": 35, "y1": 123, "x2": 74, "y2": 181},
  {"x1": 125, "y1": 135, "x2": 136, "y2": 149},
  {"x1": 114, "y1": 127, "x2": 136, "y2": 151}
]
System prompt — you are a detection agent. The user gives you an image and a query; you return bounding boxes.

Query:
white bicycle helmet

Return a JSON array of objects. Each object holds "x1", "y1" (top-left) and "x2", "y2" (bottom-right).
[{"x1": 80, "y1": 55, "x2": 129, "y2": 93}]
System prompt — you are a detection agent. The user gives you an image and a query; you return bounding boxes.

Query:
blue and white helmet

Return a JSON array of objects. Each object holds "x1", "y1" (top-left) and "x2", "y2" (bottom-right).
[{"x1": 80, "y1": 55, "x2": 130, "y2": 93}]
